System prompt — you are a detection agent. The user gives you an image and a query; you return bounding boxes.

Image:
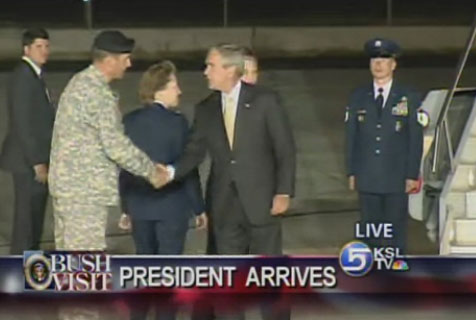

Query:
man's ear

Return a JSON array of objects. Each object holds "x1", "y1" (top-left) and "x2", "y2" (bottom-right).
[
  {"x1": 103, "y1": 54, "x2": 117, "y2": 67},
  {"x1": 227, "y1": 65, "x2": 238, "y2": 79},
  {"x1": 392, "y1": 59, "x2": 397, "y2": 71}
]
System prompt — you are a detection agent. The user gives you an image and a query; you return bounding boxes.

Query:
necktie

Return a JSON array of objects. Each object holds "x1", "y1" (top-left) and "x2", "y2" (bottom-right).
[
  {"x1": 223, "y1": 96, "x2": 235, "y2": 149},
  {"x1": 375, "y1": 87, "x2": 384, "y2": 118},
  {"x1": 39, "y1": 72, "x2": 51, "y2": 103}
]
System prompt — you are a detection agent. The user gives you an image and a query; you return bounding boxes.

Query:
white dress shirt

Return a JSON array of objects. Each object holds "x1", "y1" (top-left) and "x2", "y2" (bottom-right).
[
  {"x1": 22, "y1": 56, "x2": 42, "y2": 77},
  {"x1": 373, "y1": 79, "x2": 393, "y2": 107}
]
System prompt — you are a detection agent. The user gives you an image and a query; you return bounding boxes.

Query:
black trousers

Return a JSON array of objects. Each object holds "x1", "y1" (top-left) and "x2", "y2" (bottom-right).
[
  {"x1": 192, "y1": 183, "x2": 289, "y2": 320},
  {"x1": 10, "y1": 171, "x2": 48, "y2": 254},
  {"x1": 191, "y1": 215, "x2": 217, "y2": 320},
  {"x1": 131, "y1": 219, "x2": 188, "y2": 255},
  {"x1": 358, "y1": 192, "x2": 408, "y2": 252},
  {"x1": 129, "y1": 219, "x2": 189, "y2": 320},
  {"x1": 213, "y1": 183, "x2": 282, "y2": 256}
]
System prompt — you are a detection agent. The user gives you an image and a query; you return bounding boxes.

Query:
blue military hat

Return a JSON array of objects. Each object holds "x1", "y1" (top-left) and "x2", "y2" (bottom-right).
[
  {"x1": 93, "y1": 30, "x2": 135, "y2": 53},
  {"x1": 364, "y1": 38, "x2": 401, "y2": 58}
]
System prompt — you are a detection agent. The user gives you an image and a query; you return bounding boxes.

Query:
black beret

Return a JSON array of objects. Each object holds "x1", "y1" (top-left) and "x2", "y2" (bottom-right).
[
  {"x1": 364, "y1": 38, "x2": 401, "y2": 58},
  {"x1": 93, "y1": 30, "x2": 135, "y2": 53}
]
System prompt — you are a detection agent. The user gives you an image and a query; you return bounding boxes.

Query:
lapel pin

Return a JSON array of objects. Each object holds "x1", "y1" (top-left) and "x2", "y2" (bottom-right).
[{"x1": 244, "y1": 103, "x2": 251, "y2": 108}]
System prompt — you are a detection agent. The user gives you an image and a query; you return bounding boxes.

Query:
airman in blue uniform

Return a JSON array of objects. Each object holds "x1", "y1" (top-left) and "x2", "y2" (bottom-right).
[{"x1": 345, "y1": 38, "x2": 424, "y2": 251}]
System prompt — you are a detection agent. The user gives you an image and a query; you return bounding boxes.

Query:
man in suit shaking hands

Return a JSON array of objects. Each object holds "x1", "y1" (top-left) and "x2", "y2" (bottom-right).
[
  {"x1": 0, "y1": 28, "x2": 55, "y2": 254},
  {"x1": 161, "y1": 44, "x2": 295, "y2": 320}
]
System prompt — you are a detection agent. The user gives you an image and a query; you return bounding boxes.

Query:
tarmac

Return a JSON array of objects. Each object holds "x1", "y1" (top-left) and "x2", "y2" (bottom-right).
[
  {"x1": 2, "y1": 65, "x2": 465, "y2": 255},
  {"x1": 1, "y1": 63, "x2": 476, "y2": 319}
]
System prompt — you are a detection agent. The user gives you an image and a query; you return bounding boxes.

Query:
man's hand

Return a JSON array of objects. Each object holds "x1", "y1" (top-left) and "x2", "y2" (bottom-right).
[
  {"x1": 195, "y1": 212, "x2": 208, "y2": 230},
  {"x1": 149, "y1": 163, "x2": 171, "y2": 189},
  {"x1": 348, "y1": 175, "x2": 355, "y2": 191},
  {"x1": 118, "y1": 213, "x2": 132, "y2": 231},
  {"x1": 271, "y1": 194, "x2": 290, "y2": 216},
  {"x1": 405, "y1": 179, "x2": 419, "y2": 193},
  {"x1": 33, "y1": 164, "x2": 48, "y2": 184}
]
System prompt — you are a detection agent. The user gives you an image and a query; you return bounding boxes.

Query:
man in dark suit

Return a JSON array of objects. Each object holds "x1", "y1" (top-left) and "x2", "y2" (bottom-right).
[
  {"x1": 161, "y1": 44, "x2": 295, "y2": 320},
  {"x1": 191, "y1": 46, "x2": 262, "y2": 320},
  {"x1": 203, "y1": 45, "x2": 260, "y2": 257},
  {"x1": 241, "y1": 46, "x2": 258, "y2": 85},
  {"x1": 0, "y1": 28, "x2": 55, "y2": 254},
  {"x1": 345, "y1": 38, "x2": 424, "y2": 251}
]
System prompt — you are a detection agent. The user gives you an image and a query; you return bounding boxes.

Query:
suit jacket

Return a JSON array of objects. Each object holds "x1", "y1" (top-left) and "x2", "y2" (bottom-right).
[
  {"x1": 0, "y1": 60, "x2": 55, "y2": 173},
  {"x1": 175, "y1": 82, "x2": 296, "y2": 226},
  {"x1": 119, "y1": 103, "x2": 204, "y2": 222},
  {"x1": 345, "y1": 80, "x2": 423, "y2": 193}
]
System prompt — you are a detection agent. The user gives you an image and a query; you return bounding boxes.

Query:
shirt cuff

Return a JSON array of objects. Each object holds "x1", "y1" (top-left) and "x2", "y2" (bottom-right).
[{"x1": 166, "y1": 165, "x2": 175, "y2": 180}]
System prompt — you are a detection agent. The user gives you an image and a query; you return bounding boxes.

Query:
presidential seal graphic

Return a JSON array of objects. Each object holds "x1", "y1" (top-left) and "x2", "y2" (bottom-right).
[{"x1": 24, "y1": 252, "x2": 53, "y2": 290}]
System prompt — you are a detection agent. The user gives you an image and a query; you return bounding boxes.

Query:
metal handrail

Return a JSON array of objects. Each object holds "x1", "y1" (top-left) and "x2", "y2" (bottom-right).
[{"x1": 432, "y1": 13, "x2": 476, "y2": 173}]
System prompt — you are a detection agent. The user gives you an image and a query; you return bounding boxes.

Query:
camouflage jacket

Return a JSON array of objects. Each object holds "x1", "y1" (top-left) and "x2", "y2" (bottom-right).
[{"x1": 49, "y1": 65, "x2": 155, "y2": 205}]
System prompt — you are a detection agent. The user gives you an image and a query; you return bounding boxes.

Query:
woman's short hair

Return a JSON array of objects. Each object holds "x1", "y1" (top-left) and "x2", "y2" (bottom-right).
[{"x1": 138, "y1": 60, "x2": 176, "y2": 104}]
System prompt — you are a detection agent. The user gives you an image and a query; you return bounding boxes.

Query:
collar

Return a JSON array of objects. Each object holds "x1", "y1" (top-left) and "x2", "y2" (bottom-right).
[
  {"x1": 221, "y1": 81, "x2": 241, "y2": 102},
  {"x1": 153, "y1": 100, "x2": 167, "y2": 108},
  {"x1": 22, "y1": 56, "x2": 42, "y2": 77},
  {"x1": 373, "y1": 79, "x2": 393, "y2": 96},
  {"x1": 89, "y1": 64, "x2": 109, "y2": 85},
  {"x1": 152, "y1": 100, "x2": 181, "y2": 114},
  {"x1": 152, "y1": 100, "x2": 169, "y2": 112}
]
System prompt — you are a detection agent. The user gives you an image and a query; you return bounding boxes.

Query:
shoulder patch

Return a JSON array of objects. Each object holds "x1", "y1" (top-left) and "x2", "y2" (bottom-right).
[{"x1": 417, "y1": 108, "x2": 429, "y2": 127}]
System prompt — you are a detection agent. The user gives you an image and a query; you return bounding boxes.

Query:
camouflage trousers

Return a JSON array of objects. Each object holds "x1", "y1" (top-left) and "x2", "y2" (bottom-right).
[
  {"x1": 52, "y1": 198, "x2": 108, "y2": 251},
  {"x1": 53, "y1": 198, "x2": 109, "y2": 320}
]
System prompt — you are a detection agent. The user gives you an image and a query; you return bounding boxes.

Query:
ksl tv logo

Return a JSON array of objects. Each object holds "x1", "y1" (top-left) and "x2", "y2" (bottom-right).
[{"x1": 338, "y1": 241, "x2": 409, "y2": 277}]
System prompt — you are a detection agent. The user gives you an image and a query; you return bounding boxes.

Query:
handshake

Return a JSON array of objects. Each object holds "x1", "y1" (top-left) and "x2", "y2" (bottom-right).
[{"x1": 148, "y1": 163, "x2": 172, "y2": 189}]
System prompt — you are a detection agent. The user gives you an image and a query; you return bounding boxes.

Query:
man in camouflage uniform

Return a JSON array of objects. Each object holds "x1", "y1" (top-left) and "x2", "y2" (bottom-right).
[{"x1": 49, "y1": 30, "x2": 163, "y2": 252}]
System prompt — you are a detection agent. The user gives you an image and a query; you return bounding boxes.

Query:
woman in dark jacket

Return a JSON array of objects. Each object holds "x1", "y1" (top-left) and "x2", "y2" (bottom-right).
[{"x1": 119, "y1": 60, "x2": 207, "y2": 320}]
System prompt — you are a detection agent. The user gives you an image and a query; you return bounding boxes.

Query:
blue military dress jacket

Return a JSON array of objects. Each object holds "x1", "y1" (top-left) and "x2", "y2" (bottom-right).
[
  {"x1": 119, "y1": 103, "x2": 204, "y2": 222},
  {"x1": 345, "y1": 81, "x2": 423, "y2": 194}
]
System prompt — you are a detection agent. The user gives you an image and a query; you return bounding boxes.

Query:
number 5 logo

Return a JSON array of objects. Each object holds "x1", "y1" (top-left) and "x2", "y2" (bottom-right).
[{"x1": 339, "y1": 241, "x2": 374, "y2": 277}]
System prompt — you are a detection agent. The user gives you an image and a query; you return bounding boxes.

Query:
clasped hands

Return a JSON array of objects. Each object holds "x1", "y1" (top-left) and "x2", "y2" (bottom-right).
[
  {"x1": 148, "y1": 163, "x2": 172, "y2": 189},
  {"x1": 148, "y1": 163, "x2": 291, "y2": 216}
]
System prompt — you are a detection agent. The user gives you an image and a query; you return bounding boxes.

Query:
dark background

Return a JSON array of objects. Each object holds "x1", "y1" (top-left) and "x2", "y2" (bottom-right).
[{"x1": 0, "y1": 0, "x2": 475, "y2": 28}]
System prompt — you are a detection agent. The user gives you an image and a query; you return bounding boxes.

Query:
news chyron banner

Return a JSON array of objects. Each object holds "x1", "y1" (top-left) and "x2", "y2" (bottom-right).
[
  {"x1": 1, "y1": 222, "x2": 475, "y2": 296},
  {"x1": 12, "y1": 251, "x2": 476, "y2": 295}
]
